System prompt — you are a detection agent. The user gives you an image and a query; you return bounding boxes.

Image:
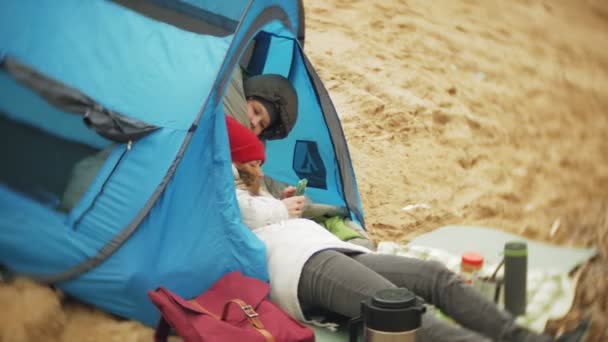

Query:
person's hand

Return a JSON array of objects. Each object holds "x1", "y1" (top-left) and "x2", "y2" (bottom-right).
[
  {"x1": 282, "y1": 195, "x2": 306, "y2": 218},
  {"x1": 281, "y1": 186, "x2": 297, "y2": 199}
]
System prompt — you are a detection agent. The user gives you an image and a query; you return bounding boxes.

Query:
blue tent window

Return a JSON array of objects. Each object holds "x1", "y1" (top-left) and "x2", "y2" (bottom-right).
[{"x1": 292, "y1": 140, "x2": 326, "y2": 189}]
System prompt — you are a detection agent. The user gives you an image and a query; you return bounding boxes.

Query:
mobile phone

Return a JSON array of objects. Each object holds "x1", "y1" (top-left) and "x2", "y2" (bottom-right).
[{"x1": 295, "y1": 178, "x2": 308, "y2": 196}]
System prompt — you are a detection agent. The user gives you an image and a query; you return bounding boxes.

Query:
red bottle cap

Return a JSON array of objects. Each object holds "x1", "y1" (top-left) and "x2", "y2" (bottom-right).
[{"x1": 461, "y1": 252, "x2": 484, "y2": 267}]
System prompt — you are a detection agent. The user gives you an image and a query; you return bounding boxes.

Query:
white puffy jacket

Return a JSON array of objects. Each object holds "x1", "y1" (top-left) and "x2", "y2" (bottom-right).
[{"x1": 235, "y1": 187, "x2": 370, "y2": 321}]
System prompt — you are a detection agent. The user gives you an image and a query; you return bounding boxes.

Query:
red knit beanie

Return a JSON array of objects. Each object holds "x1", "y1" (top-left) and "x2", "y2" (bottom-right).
[{"x1": 226, "y1": 116, "x2": 265, "y2": 164}]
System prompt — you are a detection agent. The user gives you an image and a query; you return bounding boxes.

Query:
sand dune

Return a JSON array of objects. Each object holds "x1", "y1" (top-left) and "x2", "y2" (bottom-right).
[
  {"x1": 305, "y1": 1, "x2": 608, "y2": 339},
  {"x1": 1, "y1": 1, "x2": 607, "y2": 341}
]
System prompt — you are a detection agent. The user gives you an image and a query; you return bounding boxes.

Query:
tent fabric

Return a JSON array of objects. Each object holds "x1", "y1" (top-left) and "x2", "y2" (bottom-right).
[
  {"x1": 0, "y1": 0, "x2": 364, "y2": 327},
  {"x1": 114, "y1": 0, "x2": 239, "y2": 37},
  {"x1": 0, "y1": 1, "x2": 230, "y2": 130}
]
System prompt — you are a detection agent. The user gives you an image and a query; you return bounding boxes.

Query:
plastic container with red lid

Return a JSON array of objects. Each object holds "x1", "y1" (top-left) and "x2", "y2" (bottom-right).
[{"x1": 460, "y1": 252, "x2": 484, "y2": 285}]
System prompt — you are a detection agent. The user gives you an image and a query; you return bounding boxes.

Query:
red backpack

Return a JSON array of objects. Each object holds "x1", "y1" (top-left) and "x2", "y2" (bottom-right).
[{"x1": 148, "y1": 271, "x2": 315, "y2": 342}]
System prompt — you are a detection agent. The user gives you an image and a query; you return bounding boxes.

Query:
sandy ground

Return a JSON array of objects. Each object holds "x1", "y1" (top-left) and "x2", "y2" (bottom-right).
[{"x1": 1, "y1": 0, "x2": 607, "y2": 341}]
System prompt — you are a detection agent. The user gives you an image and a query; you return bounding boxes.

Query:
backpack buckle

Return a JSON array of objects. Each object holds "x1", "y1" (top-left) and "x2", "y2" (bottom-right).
[{"x1": 240, "y1": 304, "x2": 258, "y2": 318}]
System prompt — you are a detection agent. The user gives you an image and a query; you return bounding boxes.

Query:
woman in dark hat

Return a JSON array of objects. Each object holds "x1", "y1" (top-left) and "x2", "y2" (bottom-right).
[
  {"x1": 242, "y1": 73, "x2": 298, "y2": 140},
  {"x1": 223, "y1": 70, "x2": 297, "y2": 141}
]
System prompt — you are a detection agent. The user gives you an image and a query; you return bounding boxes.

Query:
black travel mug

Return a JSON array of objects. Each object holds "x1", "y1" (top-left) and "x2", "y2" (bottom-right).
[
  {"x1": 503, "y1": 241, "x2": 527, "y2": 316},
  {"x1": 348, "y1": 288, "x2": 426, "y2": 342}
]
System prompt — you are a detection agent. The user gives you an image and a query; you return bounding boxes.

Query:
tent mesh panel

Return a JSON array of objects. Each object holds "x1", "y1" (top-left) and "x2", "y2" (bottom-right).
[{"x1": 0, "y1": 113, "x2": 99, "y2": 204}]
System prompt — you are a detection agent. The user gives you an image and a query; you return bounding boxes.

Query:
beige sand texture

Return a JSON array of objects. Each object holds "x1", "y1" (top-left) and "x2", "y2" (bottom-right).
[{"x1": 1, "y1": 0, "x2": 607, "y2": 341}]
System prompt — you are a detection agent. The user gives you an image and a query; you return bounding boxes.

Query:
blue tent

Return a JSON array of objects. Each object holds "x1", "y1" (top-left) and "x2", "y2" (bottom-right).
[{"x1": 0, "y1": 0, "x2": 364, "y2": 326}]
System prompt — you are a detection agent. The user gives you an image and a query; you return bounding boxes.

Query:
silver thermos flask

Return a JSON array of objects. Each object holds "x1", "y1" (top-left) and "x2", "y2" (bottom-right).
[{"x1": 349, "y1": 288, "x2": 426, "y2": 342}]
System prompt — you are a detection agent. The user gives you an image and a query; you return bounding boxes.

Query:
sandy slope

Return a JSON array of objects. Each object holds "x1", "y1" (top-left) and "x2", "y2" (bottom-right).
[
  {"x1": 304, "y1": 0, "x2": 608, "y2": 339},
  {"x1": 1, "y1": 0, "x2": 607, "y2": 341}
]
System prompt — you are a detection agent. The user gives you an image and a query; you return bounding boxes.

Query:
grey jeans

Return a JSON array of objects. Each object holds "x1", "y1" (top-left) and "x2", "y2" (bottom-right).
[{"x1": 298, "y1": 250, "x2": 552, "y2": 342}]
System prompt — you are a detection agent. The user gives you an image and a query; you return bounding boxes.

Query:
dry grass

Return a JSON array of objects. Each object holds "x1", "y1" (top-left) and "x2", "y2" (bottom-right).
[{"x1": 546, "y1": 202, "x2": 608, "y2": 340}]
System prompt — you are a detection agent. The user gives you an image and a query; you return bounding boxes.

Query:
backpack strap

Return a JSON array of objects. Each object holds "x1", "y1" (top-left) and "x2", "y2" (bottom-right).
[
  {"x1": 188, "y1": 299, "x2": 221, "y2": 319},
  {"x1": 186, "y1": 298, "x2": 275, "y2": 342},
  {"x1": 154, "y1": 317, "x2": 171, "y2": 342},
  {"x1": 222, "y1": 299, "x2": 275, "y2": 342}
]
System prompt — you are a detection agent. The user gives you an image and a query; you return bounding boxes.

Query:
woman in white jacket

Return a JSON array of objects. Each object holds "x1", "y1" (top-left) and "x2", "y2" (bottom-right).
[{"x1": 225, "y1": 116, "x2": 586, "y2": 342}]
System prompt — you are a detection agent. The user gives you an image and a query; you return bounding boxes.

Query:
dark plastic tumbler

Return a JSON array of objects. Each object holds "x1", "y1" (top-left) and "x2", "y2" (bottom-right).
[{"x1": 503, "y1": 241, "x2": 527, "y2": 316}]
